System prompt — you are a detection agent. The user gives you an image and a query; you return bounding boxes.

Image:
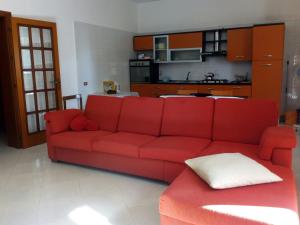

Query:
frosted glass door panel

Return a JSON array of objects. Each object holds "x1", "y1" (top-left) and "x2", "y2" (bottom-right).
[
  {"x1": 37, "y1": 92, "x2": 46, "y2": 110},
  {"x1": 25, "y1": 93, "x2": 35, "y2": 112},
  {"x1": 23, "y1": 72, "x2": 34, "y2": 91},
  {"x1": 46, "y1": 71, "x2": 55, "y2": 89},
  {"x1": 27, "y1": 114, "x2": 37, "y2": 133},
  {"x1": 31, "y1": 28, "x2": 41, "y2": 47},
  {"x1": 43, "y1": 29, "x2": 52, "y2": 48},
  {"x1": 35, "y1": 71, "x2": 44, "y2": 90},
  {"x1": 44, "y1": 50, "x2": 53, "y2": 68},
  {"x1": 21, "y1": 49, "x2": 31, "y2": 69},
  {"x1": 19, "y1": 26, "x2": 30, "y2": 47},
  {"x1": 39, "y1": 112, "x2": 46, "y2": 131},
  {"x1": 48, "y1": 91, "x2": 56, "y2": 109},
  {"x1": 33, "y1": 50, "x2": 43, "y2": 69}
]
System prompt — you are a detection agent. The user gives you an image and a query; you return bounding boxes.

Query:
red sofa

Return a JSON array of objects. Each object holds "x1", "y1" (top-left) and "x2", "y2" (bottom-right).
[{"x1": 45, "y1": 96, "x2": 298, "y2": 225}]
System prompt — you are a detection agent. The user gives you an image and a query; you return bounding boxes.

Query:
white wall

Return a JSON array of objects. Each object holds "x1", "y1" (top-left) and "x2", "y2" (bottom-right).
[
  {"x1": 0, "y1": 0, "x2": 137, "y2": 96},
  {"x1": 75, "y1": 22, "x2": 134, "y2": 105},
  {"x1": 137, "y1": 0, "x2": 300, "y2": 34}
]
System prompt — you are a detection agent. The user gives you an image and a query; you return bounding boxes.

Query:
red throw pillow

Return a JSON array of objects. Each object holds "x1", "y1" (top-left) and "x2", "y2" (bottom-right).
[
  {"x1": 85, "y1": 120, "x2": 99, "y2": 131},
  {"x1": 70, "y1": 115, "x2": 88, "y2": 131}
]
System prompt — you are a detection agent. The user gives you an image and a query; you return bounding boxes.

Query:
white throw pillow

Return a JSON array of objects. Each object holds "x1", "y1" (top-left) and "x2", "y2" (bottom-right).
[{"x1": 185, "y1": 153, "x2": 282, "y2": 189}]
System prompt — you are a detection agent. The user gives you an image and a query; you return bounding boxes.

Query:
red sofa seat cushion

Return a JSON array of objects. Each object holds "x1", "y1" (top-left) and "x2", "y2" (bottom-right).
[
  {"x1": 161, "y1": 98, "x2": 214, "y2": 139},
  {"x1": 160, "y1": 167, "x2": 298, "y2": 225},
  {"x1": 92, "y1": 132, "x2": 156, "y2": 158},
  {"x1": 213, "y1": 99, "x2": 278, "y2": 145},
  {"x1": 140, "y1": 136, "x2": 211, "y2": 163},
  {"x1": 84, "y1": 95, "x2": 123, "y2": 132},
  {"x1": 118, "y1": 97, "x2": 164, "y2": 136},
  {"x1": 50, "y1": 130, "x2": 112, "y2": 151}
]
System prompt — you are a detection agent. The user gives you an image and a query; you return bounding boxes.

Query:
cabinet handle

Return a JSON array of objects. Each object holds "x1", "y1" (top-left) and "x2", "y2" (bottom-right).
[
  {"x1": 233, "y1": 87, "x2": 242, "y2": 89},
  {"x1": 262, "y1": 64, "x2": 272, "y2": 67},
  {"x1": 235, "y1": 56, "x2": 245, "y2": 58},
  {"x1": 207, "y1": 88, "x2": 214, "y2": 90},
  {"x1": 265, "y1": 54, "x2": 273, "y2": 58}
]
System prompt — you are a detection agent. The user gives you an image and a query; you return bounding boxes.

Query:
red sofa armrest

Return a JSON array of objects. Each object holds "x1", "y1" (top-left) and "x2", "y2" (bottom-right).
[
  {"x1": 44, "y1": 109, "x2": 82, "y2": 135},
  {"x1": 258, "y1": 126, "x2": 297, "y2": 165}
]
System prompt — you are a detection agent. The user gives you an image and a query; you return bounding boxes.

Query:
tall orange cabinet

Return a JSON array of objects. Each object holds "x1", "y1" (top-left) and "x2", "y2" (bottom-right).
[{"x1": 252, "y1": 24, "x2": 285, "y2": 109}]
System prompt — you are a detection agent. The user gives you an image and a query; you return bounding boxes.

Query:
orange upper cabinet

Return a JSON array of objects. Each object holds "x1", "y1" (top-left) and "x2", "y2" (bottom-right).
[
  {"x1": 169, "y1": 32, "x2": 203, "y2": 49},
  {"x1": 252, "y1": 24, "x2": 285, "y2": 61},
  {"x1": 227, "y1": 28, "x2": 252, "y2": 61},
  {"x1": 133, "y1": 36, "x2": 153, "y2": 51}
]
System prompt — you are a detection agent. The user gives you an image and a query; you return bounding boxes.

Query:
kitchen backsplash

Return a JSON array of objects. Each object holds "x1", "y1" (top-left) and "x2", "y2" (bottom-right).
[{"x1": 159, "y1": 57, "x2": 252, "y2": 82}]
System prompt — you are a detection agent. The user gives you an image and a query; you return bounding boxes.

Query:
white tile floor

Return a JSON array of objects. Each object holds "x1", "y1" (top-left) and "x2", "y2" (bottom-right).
[{"x1": 0, "y1": 133, "x2": 299, "y2": 225}]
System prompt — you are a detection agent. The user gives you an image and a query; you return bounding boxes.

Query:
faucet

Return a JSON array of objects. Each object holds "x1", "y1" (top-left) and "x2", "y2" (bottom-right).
[{"x1": 186, "y1": 72, "x2": 191, "y2": 81}]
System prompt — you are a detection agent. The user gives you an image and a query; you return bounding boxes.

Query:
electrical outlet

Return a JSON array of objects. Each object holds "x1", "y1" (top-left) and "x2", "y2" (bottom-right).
[{"x1": 83, "y1": 82, "x2": 88, "y2": 86}]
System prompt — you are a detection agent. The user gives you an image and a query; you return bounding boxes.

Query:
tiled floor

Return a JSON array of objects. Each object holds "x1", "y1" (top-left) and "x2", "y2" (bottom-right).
[{"x1": 0, "y1": 133, "x2": 299, "y2": 225}]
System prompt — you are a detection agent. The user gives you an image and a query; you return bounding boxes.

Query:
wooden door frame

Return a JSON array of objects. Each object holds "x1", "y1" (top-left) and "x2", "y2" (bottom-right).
[
  {"x1": 12, "y1": 17, "x2": 62, "y2": 148},
  {"x1": 0, "y1": 11, "x2": 22, "y2": 148}
]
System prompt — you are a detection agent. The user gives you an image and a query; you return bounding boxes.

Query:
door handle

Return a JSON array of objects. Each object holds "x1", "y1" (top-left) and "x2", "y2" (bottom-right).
[
  {"x1": 235, "y1": 56, "x2": 245, "y2": 58},
  {"x1": 262, "y1": 64, "x2": 272, "y2": 67},
  {"x1": 233, "y1": 87, "x2": 242, "y2": 89},
  {"x1": 207, "y1": 88, "x2": 214, "y2": 90},
  {"x1": 265, "y1": 54, "x2": 273, "y2": 58}
]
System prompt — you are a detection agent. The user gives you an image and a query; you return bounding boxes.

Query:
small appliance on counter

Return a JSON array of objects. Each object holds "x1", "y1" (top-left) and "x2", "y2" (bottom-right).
[
  {"x1": 129, "y1": 59, "x2": 159, "y2": 83},
  {"x1": 231, "y1": 73, "x2": 251, "y2": 84},
  {"x1": 202, "y1": 72, "x2": 228, "y2": 84},
  {"x1": 103, "y1": 80, "x2": 120, "y2": 94}
]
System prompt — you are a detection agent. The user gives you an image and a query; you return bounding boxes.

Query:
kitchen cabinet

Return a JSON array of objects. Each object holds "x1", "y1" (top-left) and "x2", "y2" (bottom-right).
[
  {"x1": 252, "y1": 60, "x2": 283, "y2": 108},
  {"x1": 154, "y1": 35, "x2": 169, "y2": 63},
  {"x1": 169, "y1": 32, "x2": 203, "y2": 49},
  {"x1": 198, "y1": 85, "x2": 251, "y2": 97},
  {"x1": 252, "y1": 24, "x2": 285, "y2": 61},
  {"x1": 227, "y1": 28, "x2": 252, "y2": 61},
  {"x1": 133, "y1": 36, "x2": 153, "y2": 51},
  {"x1": 130, "y1": 84, "x2": 157, "y2": 97},
  {"x1": 131, "y1": 84, "x2": 252, "y2": 98}
]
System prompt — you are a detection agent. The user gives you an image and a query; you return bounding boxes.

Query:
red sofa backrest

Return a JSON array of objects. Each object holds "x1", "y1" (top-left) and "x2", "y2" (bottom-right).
[
  {"x1": 213, "y1": 98, "x2": 279, "y2": 145},
  {"x1": 85, "y1": 95, "x2": 123, "y2": 132},
  {"x1": 118, "y1": 97, "x2": 164, "y2": 136},
  {"x1": 161, "y1": 97, "x2": 215, "y2": 139}
]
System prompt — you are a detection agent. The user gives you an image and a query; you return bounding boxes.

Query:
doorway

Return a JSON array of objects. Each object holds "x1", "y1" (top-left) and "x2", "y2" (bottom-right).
[{"x1": 0, "y1": 11, "x2": 22, "y2": 148}]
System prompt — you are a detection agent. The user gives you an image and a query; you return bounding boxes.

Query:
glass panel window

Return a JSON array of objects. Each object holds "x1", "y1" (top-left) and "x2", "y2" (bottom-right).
[
  {"x1": 43, "y1": 29, "x2": 52, "y2": 48},
  {"x1": 35, "y1": 71, "x2": 44, "y2": 90},
  {"x1": 21, "y1": 49, "x2": 32, "y2": 69},
  {"x1": 48, "y1": 91, "x2": 56, "y2": 109},
  {"x1": 23, "y1": 71, "x2": 34, "y2": 91},
  {"x1": 44, "y1": 50, "x2": 53, "y2": 69},
  {"x1": 33, "y1": 50, "x2": 43, "y2": 69},
  {"x1": 25, "y1": 93, "x2": 35, "y2": 112},
  {"x1": 46, "y1": 71, "x2": 55, "y2": 89},
  {"x1": 19, "y1": 26, "x2": 30, "y2": 47},
  {"x1": 31, "y1": 28, "x2": 41, "y2": 47},
  {"x1": 27, "y1": 114, "x2": 37, "y2": 133},
  {"x1": 37, "y1": 92, "x2": 46, "y2": 110},
  {"x1": 39, "y1": 112, "x2": 46, "y2": 131}
]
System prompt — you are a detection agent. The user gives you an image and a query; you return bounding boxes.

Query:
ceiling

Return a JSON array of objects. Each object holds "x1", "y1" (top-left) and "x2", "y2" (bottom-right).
[{"x1": 130, "y1": 0, "x2": 160, "y2": 3}]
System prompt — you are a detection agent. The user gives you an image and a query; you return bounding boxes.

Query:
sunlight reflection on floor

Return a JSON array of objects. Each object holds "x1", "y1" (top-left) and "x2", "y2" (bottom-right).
[
  {"x1": 203, "y1": 205, "x2": 299, "y2": 225},
  {"x1": 69, "y1": 206, "x2": 112, "y2": 225}
]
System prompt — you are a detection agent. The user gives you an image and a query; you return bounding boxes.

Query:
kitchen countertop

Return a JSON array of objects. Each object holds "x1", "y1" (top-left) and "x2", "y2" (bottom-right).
[{"x1": 132, "y1": 81, "x2": 252, "y2": 85}]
